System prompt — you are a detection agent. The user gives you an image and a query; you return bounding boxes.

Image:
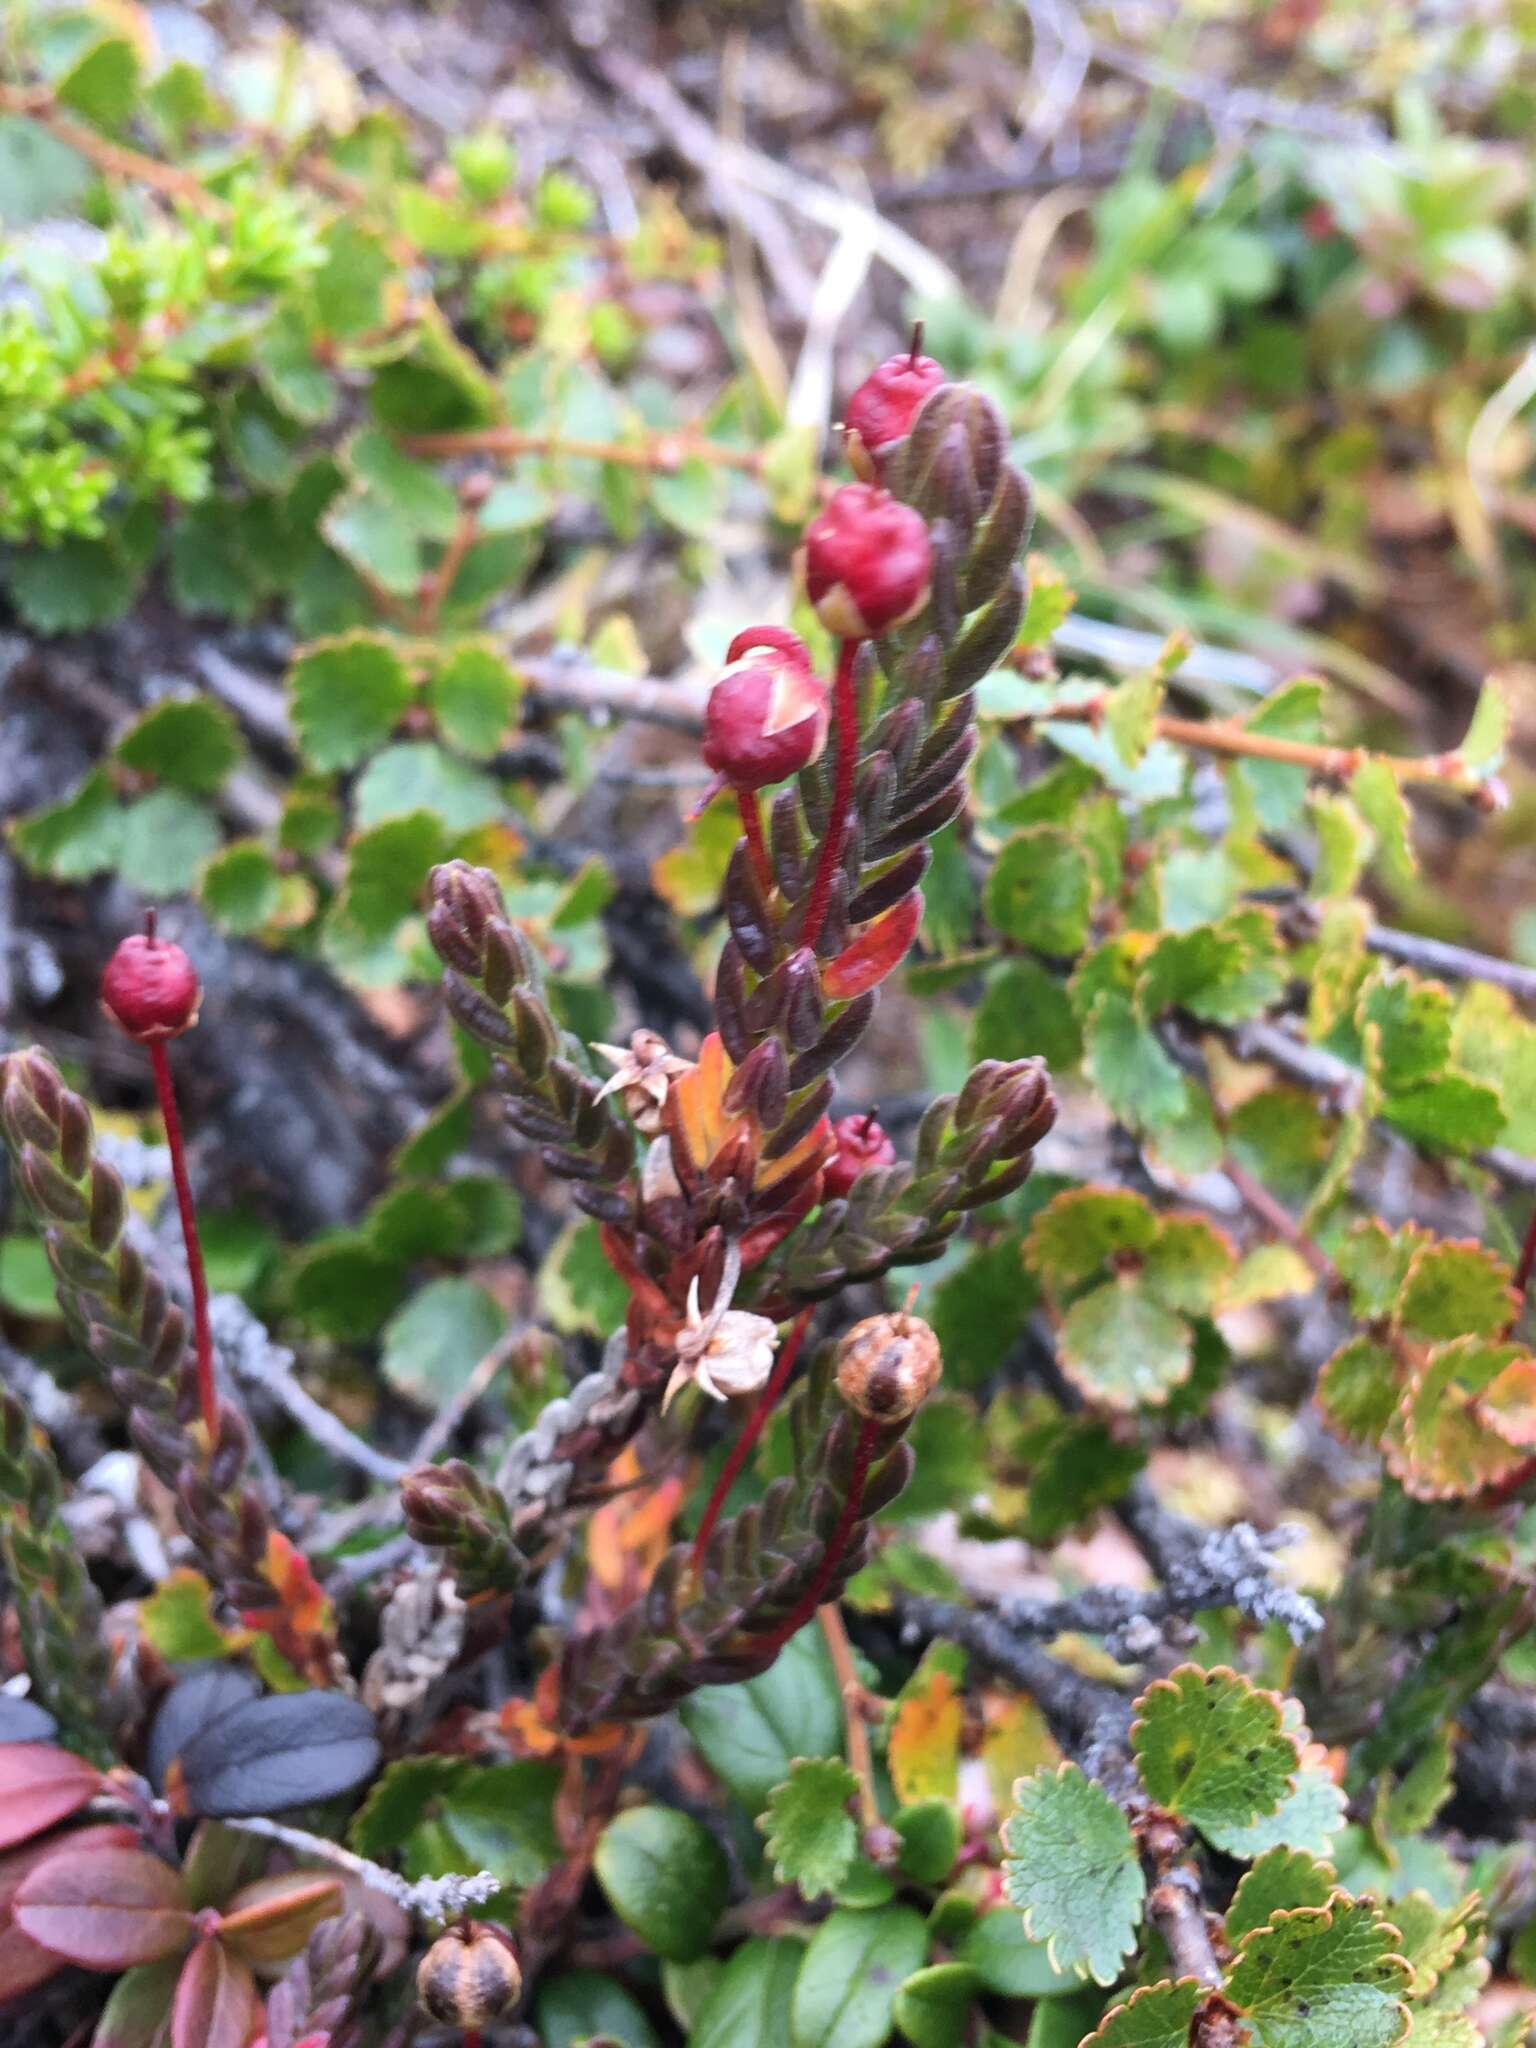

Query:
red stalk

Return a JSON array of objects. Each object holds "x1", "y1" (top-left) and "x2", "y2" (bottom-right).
[
  {"x1": 1514, "y1": 1207, "x2": 1536, "y2": 1305},
  {"x1": 149, "y1": 1040, "x2": 217, "y2": 1441},
  {"x1": 758, "y1": 1415, "x2": 879, "y2": 1654},
  {"x1": 801, "y1": 637, "x2": 861, "y2": 953},
  {"x1": 736, "y1": 786, "x2": 774, "y2": 897},
  {"x1": 692, "y1": 1307, "x2": 812, "y2": 1575}
]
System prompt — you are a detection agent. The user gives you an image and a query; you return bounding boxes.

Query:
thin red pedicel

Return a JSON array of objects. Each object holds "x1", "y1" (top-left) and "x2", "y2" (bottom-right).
[
  {"x1": 692, "y1": 1305, "x2": 813, "y2": 1575},
  {"x1": 736, "y1": 785, "x2": 774, "y2": 896}
]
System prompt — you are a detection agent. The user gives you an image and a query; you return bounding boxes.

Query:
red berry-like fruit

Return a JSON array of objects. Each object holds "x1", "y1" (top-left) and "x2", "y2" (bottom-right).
[
  {"x1": 802, "y1": 484, "x2": 932, "y2": 640},
  {"x1": 824, "y1": 1113, "x2": 897, "y2": 1199},
  {"x1": 703, "y1": 627, "x2": 830, "y2": 791},
  {"x1": 845, "y1": 347, "x2": 944, "y2": 478},
  {"x1": 101, "y1": 933, "x2": 202, "y2": 1043}
]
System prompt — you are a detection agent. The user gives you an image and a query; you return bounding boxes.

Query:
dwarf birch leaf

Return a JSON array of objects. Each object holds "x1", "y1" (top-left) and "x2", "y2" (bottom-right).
[
  {"x1": 1392, "y1": 1339, "x2": 1534, "y2": 1500},
  {"x1": 1397, "y1": 1240, "x2": 1516, "y2": 1343},
  {"x1": 986, "y1": 826, "x2": 1092, "y2": 955},
  {"x1": 1026, "y1": 1187, "x2": 1157, "y2": 1291},
  {"x1": 290, "y1": 632, "x2": 413, "y2": 771},
  {"x1": 1132, "y1": 1665, "x2": 1300, "y2": 1837},
  {"x1": 1225, "y1": 1893, "x2": 1411, "y2": 2048},
  {"x1": 1203, "y1": 1749, "x2": 1347, "y2": 1859},
  {"x1": 1080, "y1": 1979, "x2": 1205, "y2": 2047},
  {"x1": 1362, "y1": 974, "x2": 1451, "y2": 1091},
  {"x1": 1317, "y1": 1338, "x2": 1401, "y2": 1445},
  {"x1": 1226, "y1": 1849, "x2": 1337, "y2": 1945},
  {"x1": 758, "y1": 1759, "x2": 859, "y2": 1900},
  {"x1": 1001, "y1": 1763, "x2": 1144, "y2": 1986},
  {"x1": 1059, "y1": 1277, "x2": 1192, "y2": 1411},
  {"x1": 1476, "y1": 1356, "x2": 1536, "y2": 1447}
]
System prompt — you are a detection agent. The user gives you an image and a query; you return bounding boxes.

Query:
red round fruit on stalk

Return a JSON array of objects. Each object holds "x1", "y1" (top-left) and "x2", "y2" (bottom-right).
[
  {"x1": 100, "y1": 931, "x2": 202, "y2": 1042},
  {"x1": 823, "y1": 1112, "x2": 897, "y2": 1199},
  {"x1": 802, "y1": 484, "x2": 932, "y2": 640},
  {"x1": 703, "y1": 630, "x2": 830, "y2": 791},
  {"x1": 845, "y1": 341, "x2": 944, "y2": 477}
]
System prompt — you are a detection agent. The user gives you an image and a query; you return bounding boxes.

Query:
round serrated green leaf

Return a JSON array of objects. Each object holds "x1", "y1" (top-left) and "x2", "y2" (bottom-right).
[
  {"x1": 1131, "y1": 1664, "x2": 1299, "y2": 1839},
  {"x1": 1059, "y1": 1276, "x2": 1192, "y2": 1411},
  {"x1": 593, "y1": 1805, "x2": 727, "y2": 1962},
  {"x1": 985, "y1": 825, "x2": 1092, "y2": 956},
  {"x1": 1396, "y1": 1239, "x2": 1516, "y2": 1343},
  {"x1": 759, "y1": 1759, "x2": 860, "y2": 1900},
  {"x1": 1078, "y1": 1979, "x2": 1205, "y2": 2046},
  {"x1": 1225, "y1": 1893, "x2": 1410, "y2": 2048},
  {"x1": 1001, "y1": 1763, "x2": 1144, "y2": 1987},
  {"x1": 290, "y1": 632, "x2": 413, "y2": 772},
  {"x1": 116, "y1": 699, "x2": 243, "y2": 793}
]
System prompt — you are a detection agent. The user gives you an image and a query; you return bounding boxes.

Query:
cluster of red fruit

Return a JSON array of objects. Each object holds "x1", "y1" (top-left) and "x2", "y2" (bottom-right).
[
  {"x1": 701, "y1": 340, "x2": 943, "y2": 1209},
  {"x1": 700, "y1": 340, "x2": 943, "y2": 797}
]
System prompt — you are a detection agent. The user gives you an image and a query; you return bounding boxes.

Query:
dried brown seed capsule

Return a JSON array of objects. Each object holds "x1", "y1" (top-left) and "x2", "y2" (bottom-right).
[
  {"x1": 416, "y1": 1923, "x2": 522, "y2": 2026},
  {"x1": 835, "y1": 1309, "x2": 941, "y2": 1422}
]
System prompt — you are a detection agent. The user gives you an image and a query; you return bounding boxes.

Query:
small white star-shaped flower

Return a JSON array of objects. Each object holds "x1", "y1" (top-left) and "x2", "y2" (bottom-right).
[
  {"x1": 592, "y1": 1029, "x2": 693, "y2": 1135},
  {"x1": 664, "y1": 1274, "x2": 778, "y2": 1410}
]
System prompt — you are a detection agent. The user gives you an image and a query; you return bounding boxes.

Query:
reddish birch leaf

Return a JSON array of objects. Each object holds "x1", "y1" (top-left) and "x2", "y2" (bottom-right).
[
  {"x1": 215, "y1": 1871, "x2": 343, "y2": 1966},
  {"x1": 1390, "y1": 1339, "x2": 1534, "y2": 1500},
  {"x1": 14, "y1": 1845, "x2": 192, "y2": 1969},
  {"x1": 1475, "y1": 1355, "x2": 1536, "y2": 1448},
  {"x1": 822, "y1": 890, "x2": 922, "y2": 999},
  {"x1": 172, "y1": 1935, "x2": 258, "y2": 2048},
  {"x1": 0, "y1": 1744, "x2": 103, "y2": 1848}
]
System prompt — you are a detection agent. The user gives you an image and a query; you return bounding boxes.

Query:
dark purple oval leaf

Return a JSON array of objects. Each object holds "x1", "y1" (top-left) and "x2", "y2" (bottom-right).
[
  {"x1": 0, "y1": 1698, "x2": 58, "y2": 1745},
  {"x1": 0, "y1": 1743, "x2": 103, "y2": 1848},
  {"x1": 172, "y1": 1936, "x2": 257, "y2": 2048},
  {"x1": 14, "y1": 1845, "x2": 191, "y2": 1969},
  {"x1": 146, "y1": 1667, "x2": 262, "y2": 1793},
  {"x1": 175, "y1": 1693, "x2": 380, "y2": 1819}
]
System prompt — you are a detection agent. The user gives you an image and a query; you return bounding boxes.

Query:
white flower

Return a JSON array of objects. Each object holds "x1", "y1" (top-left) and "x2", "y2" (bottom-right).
[
  {"x1": 592, "y1": 1029, "x2": 693, "y2": 1135},
  {"x1": 664, "y1": 1274, "x2": 778, "y2": 1410}
]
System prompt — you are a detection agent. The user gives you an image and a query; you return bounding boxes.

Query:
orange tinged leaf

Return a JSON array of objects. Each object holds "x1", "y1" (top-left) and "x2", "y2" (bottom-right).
[
  {"x1": 889, "y1": 1668, "x2": 963, "y2": 1806},
  {"x1": 215, "y1": 1872, "x2": 342, "y2": 1966},
  {"x1": 823, "y1": 890, "x2": 922, "y2": 1000}
]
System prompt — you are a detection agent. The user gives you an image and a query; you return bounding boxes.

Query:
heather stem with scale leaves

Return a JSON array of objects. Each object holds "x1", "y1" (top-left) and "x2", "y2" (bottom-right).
[
  {"x1": 0, "y1": 1046, "x2": 338, "y2": 1677},
  {"x1": 0, "y1": 1390, "x2": 112, "y2": 1762}
]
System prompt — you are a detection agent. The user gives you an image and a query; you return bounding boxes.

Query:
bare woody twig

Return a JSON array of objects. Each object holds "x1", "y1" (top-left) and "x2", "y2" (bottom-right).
[
  {"x1": 1148, "y1": 1869, "x2": 1225, "y2": 1988},
  {"x1": 0, "y1": 83, "x2": 225, "y2": 212},
  {"x1": 895, "y1": 1596, "x2": 1130, "y2": 1749},
  {"x1": 210, "y1": 1295, "x2": 407, "y2": 1487},
  {"x1": 1037, "y1": 696, "x2": 1501, "y2": 804},
  {"x1": 1234, "y1": 1018, "x2": 1536, "y2": 1192}
]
